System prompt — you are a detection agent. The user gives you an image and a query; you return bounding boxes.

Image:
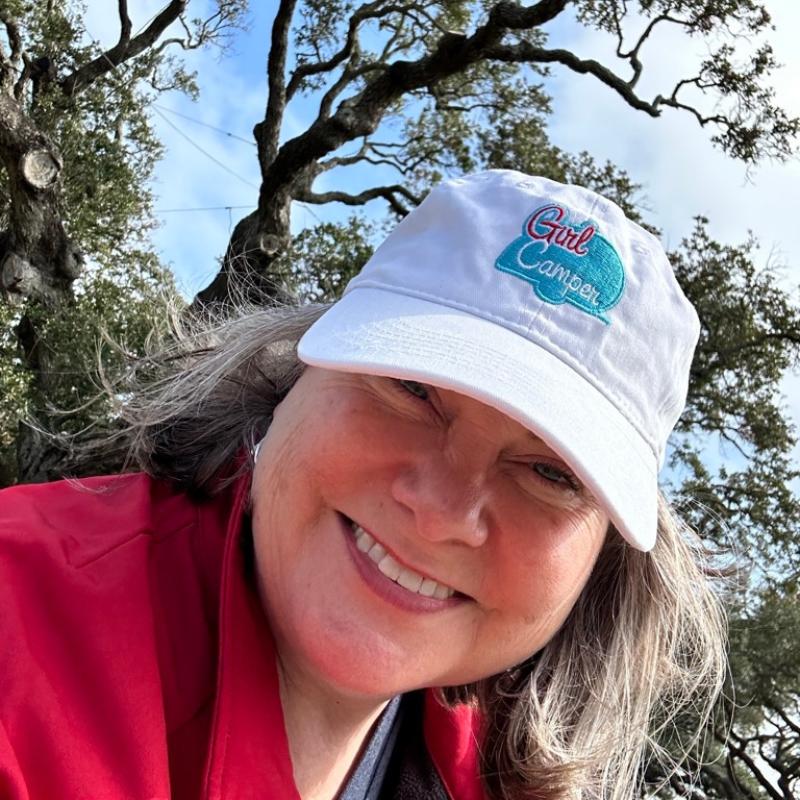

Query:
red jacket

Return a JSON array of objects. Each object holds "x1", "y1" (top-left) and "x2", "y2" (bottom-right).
[{"x1": 0, "y1": 473, "x2": 484, "y2": 800}]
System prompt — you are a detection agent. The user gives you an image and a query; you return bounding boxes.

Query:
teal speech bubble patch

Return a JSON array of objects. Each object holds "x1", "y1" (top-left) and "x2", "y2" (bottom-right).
[{"x1": 495, "y1": 204, "x2": 626, "y2": 324}]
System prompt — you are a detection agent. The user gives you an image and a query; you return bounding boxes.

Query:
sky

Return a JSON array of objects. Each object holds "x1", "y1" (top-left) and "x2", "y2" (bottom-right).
[{"x1": 83, "y1": 0, "x2": 800, "y2": 467}]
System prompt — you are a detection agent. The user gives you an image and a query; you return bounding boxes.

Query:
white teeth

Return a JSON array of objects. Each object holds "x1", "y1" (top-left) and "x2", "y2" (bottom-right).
[
  {"x1": 433, "y1": 583, "x2": 452, "y2": 600},
  {"x1": 355, "y1": 528, "x2": 374, "y2": 552},
  {"x1": 350, "y1": 522, "x2": 456, "y2": 600},
  {"x1": 377, "y1": 553, "x2": 401, "y2": 581},
  {"x1": 396, "y1": 568, "x2": 423, "y2": 593},
  {"x1": 367, "y1": 543, "x2": 386, "y2": 563},
  {"x1": 419, "y1": 578, "x2": 438, "y2": 597}
]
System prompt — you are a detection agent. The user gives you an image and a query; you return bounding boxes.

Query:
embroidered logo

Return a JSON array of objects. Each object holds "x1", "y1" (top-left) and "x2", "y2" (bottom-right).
[{"x1": 494, "y1": 203, "x2": 625, "y2": 324}]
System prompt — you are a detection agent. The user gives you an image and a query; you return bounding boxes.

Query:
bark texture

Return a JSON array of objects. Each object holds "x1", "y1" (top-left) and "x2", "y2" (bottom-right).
[
  {"x1": 0, "y1": 93, "x2": 80, "y2": 306},
  {"x1": 0, "y1": 1, "x2": 245, "y2": 482},
  {"x1": 193, "y1": 0, "x2": 572, "y2": 307}
]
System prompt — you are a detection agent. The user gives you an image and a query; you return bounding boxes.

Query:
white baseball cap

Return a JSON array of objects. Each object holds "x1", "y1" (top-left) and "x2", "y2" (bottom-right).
[{"x1": 298, "y1": 170, "x2": 699, "y2": 551}]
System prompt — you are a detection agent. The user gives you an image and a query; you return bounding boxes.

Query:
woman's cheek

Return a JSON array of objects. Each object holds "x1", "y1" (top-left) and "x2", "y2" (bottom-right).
[{"x1": 487, "y1": 514, "x2": 604, "y2": 617}]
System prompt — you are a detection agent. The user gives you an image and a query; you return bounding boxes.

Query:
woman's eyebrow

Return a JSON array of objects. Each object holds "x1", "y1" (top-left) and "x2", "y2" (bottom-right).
[
  {"x1": 522, "y1": 430, "x2": 545, "y2": 446},
  {"x1": 518, "y1": 432, "x2": 568, "y2": 460}
]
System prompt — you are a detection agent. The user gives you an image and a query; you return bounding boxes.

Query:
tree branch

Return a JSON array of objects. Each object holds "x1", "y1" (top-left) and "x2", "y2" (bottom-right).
[
  {"x1": 376, "y1": 12, "x2": 413, "y2": 64},
  {"x1": 655, "y1": 80, "x2": 728, "y2": 128},
  {"x1": 1, "y1": 14, "x2": 23, "y2": 64},
  {"x1": 316, "y1": 63, "x2": 360, "y2": 121},
  {"x1": 285, "y1": 1, "x2": 420, "y2": 101},
  {"x1": 620, "y1": 13, "x2": 690, "y2": 88},
  {"x1": 727, "y1": 739, "x2": 784, "y2": 800},
  {"x1": 117, "y1": 0, "x2": 133, "y2": 47},
  {"x1": 257, "y1": 0, "x2": 298, "y2": 174},
  {"x1": 770, "y1": 704, "x2": 800, "y2": 738},
  {"x1": 0, "y1": 14, "x2": 24, "y2": 94},
  {"x1": 718, "y1": 427, "x2": 751, "y2": 459},
  {"x1": 684, "y1": 741, "x2": 749, "y2": 800},
  {"x1": 261, "y1": 0, "x2": 569, "y2": 204},
  {"x1": 318, "y1": 139, "x2": 371, "y2": 170},
  {"x1": 318, "y1": 134, "x2": 438, "y2": 176},
  {"x1": 610, "y1": 0, "x2": 626, "y2": 60},
  {"x1": 59, "y1": 0, "x2": 189, "y2": 97},
  {"x1": 485, "y1": 40, "x2": 660, "y2": 116},
  {"x1": 296, "y1": 184, "x2": 420, "y2": 217},
  {"x1": 315, "y1": 60, "x2": 390, "y2": 122},
  {"x1": 722, "y1": 745, "x2": 762, "y2": 800},
  {"x1": 703, "y1": 331, "x2": 800, "y2": 377}
]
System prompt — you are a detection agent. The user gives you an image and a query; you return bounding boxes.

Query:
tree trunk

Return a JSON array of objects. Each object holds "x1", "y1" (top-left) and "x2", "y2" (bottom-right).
[
  {"x1": 0, "y1": 92, "x2": 85, "y2": 483},
  {"x1": 0, "y1": 94, "x2": 82, "y2": 306},
  {"x1": 15, "y1": 423, "x2": 64, "y2": 484},
  {"x1": 192, "y1": 177, "x2": 298, "y2": 308}
]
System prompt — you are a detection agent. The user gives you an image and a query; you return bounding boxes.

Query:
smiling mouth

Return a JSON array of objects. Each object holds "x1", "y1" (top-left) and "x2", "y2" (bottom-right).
[{"x1": 344, "y1": 518, "x2": 463, "y2": 601}]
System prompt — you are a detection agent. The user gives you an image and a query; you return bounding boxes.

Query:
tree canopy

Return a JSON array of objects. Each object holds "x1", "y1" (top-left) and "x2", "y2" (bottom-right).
[{"x1": 0, "y1": 0, "x2": 247, "y2": 480}]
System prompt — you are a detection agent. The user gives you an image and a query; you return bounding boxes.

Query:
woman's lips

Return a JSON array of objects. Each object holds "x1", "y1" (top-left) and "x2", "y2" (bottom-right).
[{"x1": 338, "y1": 513, "x2": 468, "y2": 613}]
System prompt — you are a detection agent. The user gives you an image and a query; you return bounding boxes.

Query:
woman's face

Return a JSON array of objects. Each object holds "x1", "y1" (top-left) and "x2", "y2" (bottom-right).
[{"x1": 251, "y1": 366, "x2": 609, "y2": 699}]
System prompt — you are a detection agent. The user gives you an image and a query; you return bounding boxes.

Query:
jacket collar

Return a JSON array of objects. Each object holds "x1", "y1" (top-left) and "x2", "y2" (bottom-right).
[{"x1": 202, "y1": 473, "x2": 483, "y2": 800}]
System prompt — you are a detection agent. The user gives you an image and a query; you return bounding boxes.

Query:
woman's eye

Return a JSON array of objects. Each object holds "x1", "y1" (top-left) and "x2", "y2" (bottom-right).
[
  {"x1": 531, "y1": 461, "x2": 581, "y2": 492},
  {"x1": 394, "y1": 379, "x2": 430, "y2": 401}
]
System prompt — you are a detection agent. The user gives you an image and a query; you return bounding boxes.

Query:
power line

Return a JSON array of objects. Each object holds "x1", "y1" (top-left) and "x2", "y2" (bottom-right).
[
  {"x1": 80, "y1": 23, "x2": 324, "y2": 227},
  {"x1": 81, "y1": 24, "x2": 260, "y2": 197},
  {"x1": 153, "y1": 103, "x2": 257, "y2": 147},
  {"x1": 128, "y1": 6, "x2": 161, "y2": 38},
  {"x1": 155, "y1": 203, "x2": 326, "y2": 226},
  {"x1": 83, "y1": 25, "x2": 255, "y2": 149},
  {"x1": 297, "y1": 201, "x2": 323, "y2": 223},
  {"x1": 153, "y1": 107, "x2": 260, "y2": 190},
  {"x1": 156, "y1": 205, "x2": 256, "y2": 213}
]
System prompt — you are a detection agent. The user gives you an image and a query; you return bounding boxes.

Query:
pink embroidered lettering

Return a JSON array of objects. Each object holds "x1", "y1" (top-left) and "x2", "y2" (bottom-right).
[{"x1": 526, "y1": 205, "x2": 595, "y2": 256}]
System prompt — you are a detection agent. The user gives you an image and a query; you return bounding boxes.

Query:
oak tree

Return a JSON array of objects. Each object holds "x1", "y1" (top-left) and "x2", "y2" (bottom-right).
[{"x1": 0, "y1": 0, "x2": 246, "y2": 480}]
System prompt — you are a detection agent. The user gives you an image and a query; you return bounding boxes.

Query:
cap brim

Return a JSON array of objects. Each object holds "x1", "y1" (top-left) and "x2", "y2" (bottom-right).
[{"x1": 298, "y1": 289, "x2": 657, "y2": 550}]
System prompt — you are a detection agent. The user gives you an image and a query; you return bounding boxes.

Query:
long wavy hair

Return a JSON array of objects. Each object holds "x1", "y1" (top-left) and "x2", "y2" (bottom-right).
[{"x1": 108, "y1": 301, "x2": 727, "y2": 800}]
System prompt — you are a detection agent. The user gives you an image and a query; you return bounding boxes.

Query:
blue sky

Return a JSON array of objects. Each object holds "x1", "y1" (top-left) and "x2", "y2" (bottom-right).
[{"x1": 84, "y1": 0, "x2": 800, "y2": 470}]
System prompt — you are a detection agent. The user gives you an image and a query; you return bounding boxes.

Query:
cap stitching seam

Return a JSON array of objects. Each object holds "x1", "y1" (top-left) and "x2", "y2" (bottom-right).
[
  {"x1": 346, "y1": 279, "x2": 658, "y2": 457},
  {"x1": 321, "y1": 318, "x2": 655, "y2": 472}
]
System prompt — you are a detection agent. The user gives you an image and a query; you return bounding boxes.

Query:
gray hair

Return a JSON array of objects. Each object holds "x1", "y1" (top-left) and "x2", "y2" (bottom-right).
[{"x1": 112, "y1": 301, "x2": 727, "y2": 800}]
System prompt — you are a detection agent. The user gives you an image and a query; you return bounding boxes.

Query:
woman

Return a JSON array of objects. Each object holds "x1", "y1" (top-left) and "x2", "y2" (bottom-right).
[{"x1": 0, "y1": 170, "x2": 726, "y2": 800}]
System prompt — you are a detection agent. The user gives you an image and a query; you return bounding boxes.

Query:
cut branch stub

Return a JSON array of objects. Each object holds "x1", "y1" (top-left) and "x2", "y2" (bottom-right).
[
  {"x1": 58, "y1": 246, "x2": 84, "y2": 280},
  {"x1": 258, "y1": 232, "x2": 283, "y2": 256},
  {"x1": 1, "y1": 251, "x2": 40, "y2": 303},
  {"x1": 0, "y1": 238, "x2": 81, "y2": 306},
  {"x1": 20, "y1": 148, "x2": 62, "y2": 190}
]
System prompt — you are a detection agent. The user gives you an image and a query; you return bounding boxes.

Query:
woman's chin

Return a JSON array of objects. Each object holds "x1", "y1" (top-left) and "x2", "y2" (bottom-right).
[{"x1": 275, "y1": 615, "x2": 438, "y2": 700}]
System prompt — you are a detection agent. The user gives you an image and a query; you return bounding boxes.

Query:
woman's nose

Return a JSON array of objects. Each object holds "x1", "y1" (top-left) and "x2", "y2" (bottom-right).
[{"x1": 390, "y1": 449, "x2": 490, "y2": 548}]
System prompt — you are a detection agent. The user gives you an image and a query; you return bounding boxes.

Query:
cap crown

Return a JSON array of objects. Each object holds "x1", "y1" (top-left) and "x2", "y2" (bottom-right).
[{"x1": 344, "y1": 170, "x2": 699, "y2": 467}]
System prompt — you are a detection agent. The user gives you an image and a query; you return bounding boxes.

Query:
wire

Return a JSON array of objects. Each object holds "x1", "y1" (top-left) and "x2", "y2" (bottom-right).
[
  {"x1": 156, "y1": 203, "x2": 326, "y2": 226},
  {"x1": 153, "y1": 103, "x2": 257, "y2": 147},
  {"x1": 153, "y1": 107, "x2": 260, "y2": 190},
  {"x1": 83, "y1": 24, "x2": 255, "y2": 150},
  {"x1": 80, "y1": 25, "x2": 260, "y2": 195},
  {"x1": 297, "y1": 201, "x2": 323, "y2": 223},
  {"x1": 156, "y1": 205, "x2": 256, "y2": 213},
  {"x1": 79, "y1": 23, "x2": 324, "y2": 227},
  {"x1": 132, "y1": 10, "x2": 161, "y2": 38}
]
